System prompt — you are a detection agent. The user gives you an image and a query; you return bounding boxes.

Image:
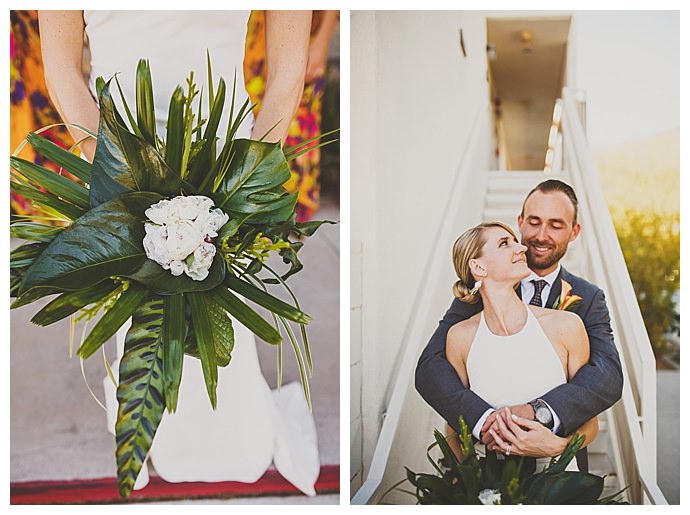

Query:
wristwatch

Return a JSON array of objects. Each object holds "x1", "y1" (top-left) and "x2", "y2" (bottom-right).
[{"x1": 528, "y1": 399, "x2": 554, "y2": 430}]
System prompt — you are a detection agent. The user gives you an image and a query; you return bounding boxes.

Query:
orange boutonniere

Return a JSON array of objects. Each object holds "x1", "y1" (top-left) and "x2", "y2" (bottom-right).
[{"x1": 552, "y1": 279, "x2": 582, "y2": 311}]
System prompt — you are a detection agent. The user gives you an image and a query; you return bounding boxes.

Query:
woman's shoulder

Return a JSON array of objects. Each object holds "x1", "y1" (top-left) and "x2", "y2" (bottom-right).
[
  {"x1": 531, "y1": 306, "x2": 585, "y2": 340},
  {"x1": 447, "y1": 312, "x2": 482, "y2": 346}
]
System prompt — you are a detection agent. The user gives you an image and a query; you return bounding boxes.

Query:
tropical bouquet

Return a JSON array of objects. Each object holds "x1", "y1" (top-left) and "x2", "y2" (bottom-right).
[
  {"x1": 10, "y1": 56, "x2": 335, "y2": 498},
  {"x1": 387, "y1": 417, "x2": 627, "y2": 504}
]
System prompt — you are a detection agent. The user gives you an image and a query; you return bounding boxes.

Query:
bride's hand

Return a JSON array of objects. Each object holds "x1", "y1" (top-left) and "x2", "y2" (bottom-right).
[{"x1": 488, "y1": 408, "x2": 568, "y2": 458}]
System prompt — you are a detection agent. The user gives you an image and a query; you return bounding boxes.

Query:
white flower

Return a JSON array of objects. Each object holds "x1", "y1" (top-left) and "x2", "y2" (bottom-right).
[
  {"x1": 166, "y1": 220, "x2": 204, "y2": 261},
  {"x1": 478, "y1": 489, "x2": 502, "y2": 505},
  {"x1": 142, "y1": 195, "x2": 229, "y2": 281},
  {"x1": 185, "y1": 242, "x2": 216, "y2": 281}
]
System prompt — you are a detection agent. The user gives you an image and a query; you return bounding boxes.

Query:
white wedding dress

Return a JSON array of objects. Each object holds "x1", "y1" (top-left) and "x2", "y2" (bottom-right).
[
  {"x1": 466, "y1": 306, "x2": 578, "y2": 471},
  {"x1": 85, "y1": 10, "x2": 319, "y2": 495}
]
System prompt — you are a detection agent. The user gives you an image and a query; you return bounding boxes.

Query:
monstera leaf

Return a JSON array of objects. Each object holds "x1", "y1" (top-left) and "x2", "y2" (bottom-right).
[{"x1": 213, "y1": 139, "x2": 297, "y2": 224}]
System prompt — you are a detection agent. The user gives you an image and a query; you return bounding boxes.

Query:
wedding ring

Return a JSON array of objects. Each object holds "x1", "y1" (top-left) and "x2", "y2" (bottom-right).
[{"x1": 506, "y1": 444, "x2": 512, "y2": 456}]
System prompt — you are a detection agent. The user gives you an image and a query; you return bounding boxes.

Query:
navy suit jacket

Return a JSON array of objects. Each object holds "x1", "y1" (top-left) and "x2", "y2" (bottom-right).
[{"x1": 415, "y1": 266, "x2": 623, "y2": 459}]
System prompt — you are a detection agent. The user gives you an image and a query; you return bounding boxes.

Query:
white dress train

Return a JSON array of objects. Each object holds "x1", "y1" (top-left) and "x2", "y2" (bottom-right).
[{"x1": 104, "y1": 319, "x2": 319, "y2": 495}]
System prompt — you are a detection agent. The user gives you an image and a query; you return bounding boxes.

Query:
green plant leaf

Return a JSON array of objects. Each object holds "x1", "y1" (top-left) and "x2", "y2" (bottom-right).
[
  {"x1": 90, "y1": 79, "x2": 181, "y2": 206},
  {"x1": 25, "y1": 132, "x2": 91, "y2": 183},
  {"x1": 77, "y1": 282, "x2": 149, "y2": 359},
  {"x1": 224, "y1": 274, "x2": 310, "y2": 324},
  {"x1": 209, "y1": 286, "x2": 282, "y2": 345},
  {"x1": 164, "y1": 86, "x2": 185, "y2": 175},
  {"x1": 122, "y1": 253, "x2": 226, "y2": 295},
  {"x1": 10, "y1": 156, "x2": 90, "y2": 209},
  {"x1": 11, "y1": 285, "x2": 63, "y2": 307},
  {"x1": 186, "y1": 78, "x2": 226, "y2": 189},
  {"x1": 31, "y1": 280, "x2": 119, "y2": 327},
  {"x1": 524, "y1": 471, "x2": 604, "y2": 504},
  {"x1": 10, "y1": 222, "x2": 64, "y2": 243},
  {"x1": 115, "y1": 296, "x2": 165, "y2": 498},
  {"x1": 135, "y1": 59, "x2": 157, "y2": 148},
  {"x1": 187, "y1": 292, "x2": 218, "y2": 408},
  {"x1": 10, "y1": 179, "x2": 85, "y2": 221},
  {"x1": 19, "y1": 192, "x2": 161, "y2": 295},
  {"x1": 162, "y1": 294, "x2": 185, "y2": 412},
  {"x1": 213, "y1": 139, "x2": 296, "y2": 224}
]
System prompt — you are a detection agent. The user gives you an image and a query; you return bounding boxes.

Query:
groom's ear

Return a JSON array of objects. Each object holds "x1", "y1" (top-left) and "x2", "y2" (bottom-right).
[{"x1": 569, "y1": 222, "x2": 581, "y2": 242}]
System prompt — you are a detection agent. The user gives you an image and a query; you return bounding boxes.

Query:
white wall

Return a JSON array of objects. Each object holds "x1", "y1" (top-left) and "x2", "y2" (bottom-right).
[{"x1": 350, "y1": 10, "x2": 490, "y2": 497}]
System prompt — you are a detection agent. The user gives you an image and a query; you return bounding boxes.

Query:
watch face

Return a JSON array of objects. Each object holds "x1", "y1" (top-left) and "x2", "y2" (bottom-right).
[{"x1": 536, "y1": 406, "x2": 552, "y2": 424}]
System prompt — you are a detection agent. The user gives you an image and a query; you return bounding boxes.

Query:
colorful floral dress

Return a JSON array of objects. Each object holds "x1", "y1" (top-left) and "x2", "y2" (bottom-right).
[
  {"x1": 244, "y1": 11, "x2": 324, "y2": 222},
  {"x1": 10, "y1": 10, "x2": 74, "y2": 217}
]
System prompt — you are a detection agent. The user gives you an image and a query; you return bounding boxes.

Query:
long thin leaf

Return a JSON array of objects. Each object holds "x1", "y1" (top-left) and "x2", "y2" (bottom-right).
[
  {"x1": 77, "y1": 283, "x2": 149, "y2": 359},
  {"x1": 164, "y1": 86, "x2": 185, "y2": 175},
  {"x1": 187, "y1": 292, "x2": 218, "y2": 408},
  {"x1": 31, "y1": 280, "x2": 119, "y2": 327},
  {"x1": 10, "y1": 157, "x2": 90, "y2": 209},
  {"x1": 278, "y1": 314, "x2": 311, "y2": 411},
  {"x1": 26, "y1": 132, "x2": 91, "y2": 183},
  {"x1": 10, "y1": 222, "x2": 64, "y2": 243},
  {"x1": 224, "y1": 275, "x2": 311, "y2": 324},
  {"x1": 135, "y1": 59, "x2": 157, "y2": 148},
  {"x1": 10, "y1": 181, "x2": 83, "y2": 220},
  {"x1": 114, "y1": 76, "x2": 144, "y2": 138},
  {"x1": 186, "y1": 78, "x2": 226, "y2": 188},
  {"x1": 284, "y1": 128, "x2": 340, "y2": 156},
  {"x1": 209, "y1": 287, "x2": 282, "y2": 345},
  {"x1": 162, "y1": 294, "x2": 185, "y2": 412}
]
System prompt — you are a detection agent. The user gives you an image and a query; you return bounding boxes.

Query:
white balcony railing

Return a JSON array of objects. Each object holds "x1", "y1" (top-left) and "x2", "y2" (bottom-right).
[{"x1": 560, "y1": 88, "x2": 667, "y2": 504}]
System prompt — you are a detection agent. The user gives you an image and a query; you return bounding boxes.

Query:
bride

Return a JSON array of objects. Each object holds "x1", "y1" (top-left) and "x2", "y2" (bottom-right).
[
  {"x1": 445, "y1": 221, "x2": 598, "y2": 468},
  {"x1": 38, "y1": 10, "x2": 319, "y2": 495}
]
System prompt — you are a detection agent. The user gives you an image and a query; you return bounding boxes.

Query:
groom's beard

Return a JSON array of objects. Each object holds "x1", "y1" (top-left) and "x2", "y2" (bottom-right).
[{"x1": 523, "y1": 238, "x2": 568, "y2": 272}]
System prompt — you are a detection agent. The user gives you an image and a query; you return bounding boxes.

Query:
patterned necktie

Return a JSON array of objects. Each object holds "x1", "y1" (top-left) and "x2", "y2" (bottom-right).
[{"x1": 529, "y1": 279, "x2": 548, "y2": 307}]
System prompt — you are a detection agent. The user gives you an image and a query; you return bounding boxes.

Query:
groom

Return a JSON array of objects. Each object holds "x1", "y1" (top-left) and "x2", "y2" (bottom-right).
[{"x1": 415, "y1": 179, "x2": 623, "y2": 471}]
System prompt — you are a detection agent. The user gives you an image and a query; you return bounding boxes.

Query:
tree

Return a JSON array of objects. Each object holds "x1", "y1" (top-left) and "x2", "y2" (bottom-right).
[{"x1": 614, "y1": 209, "x2": 680, "y2": 358}]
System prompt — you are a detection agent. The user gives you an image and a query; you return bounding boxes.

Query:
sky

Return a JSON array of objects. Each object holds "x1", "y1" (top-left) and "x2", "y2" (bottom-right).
[{"x1": 571, "y1": 11, "x2": 680, "y2": 151}]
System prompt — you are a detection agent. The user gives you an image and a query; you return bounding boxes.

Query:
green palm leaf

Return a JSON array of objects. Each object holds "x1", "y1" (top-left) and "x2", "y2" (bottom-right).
[
  {"x1": 115, "y1": 296, "x2": 166, "y2": 498},
  {"x1": 77, "y1": 282, "x2": 149, "y2": 359},
  {"x1": 135, "y1": 59, "x2": 158, "y2": 149},
  {"x1": 164, "y1": 86, "x2": 185, "y2": 175},
  {"x1": 10, "y1": 157, "x2": 90, "y2": 210},
  {"x1": 224, "y1": 274, "x2": 311, "y2": 324},
  {"x1": 10, "y1": 222, "x2": 64, "y2": 243},
  {"x1": 10, "y1": 180, "x2": 85, "y2": 221},
  {"x1": 209, "y1": 286, "x2": 282, "y2": 345},
  {"x1": 186, "y1": 78, "x2": 227, "y2": 189},
  {"x1": 162, "y1": 294, "x2": 185, "y2": 412},
  {"x1": 31, "y1": 280, "x2": 119, "y2": 327},
  {"x1": 187, "y1": 292, "x2": 219, "y2": 408},
  {"x1": 25, "y1": 132, "x2": 92, "y2": 183}
]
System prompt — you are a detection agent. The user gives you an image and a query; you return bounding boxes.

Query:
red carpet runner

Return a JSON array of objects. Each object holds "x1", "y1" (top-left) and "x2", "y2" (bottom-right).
[{"x1": 10, "y1": 465, "x2": 339, "y2": 504}]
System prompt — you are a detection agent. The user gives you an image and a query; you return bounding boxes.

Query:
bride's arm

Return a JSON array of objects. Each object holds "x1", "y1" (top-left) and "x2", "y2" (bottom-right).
[
  {"x1": 38, "y1": 10, "x2": 100, "y2": 162},
  {"x1": 251, "y1": 10, "x2": 311, "y2": 144}
]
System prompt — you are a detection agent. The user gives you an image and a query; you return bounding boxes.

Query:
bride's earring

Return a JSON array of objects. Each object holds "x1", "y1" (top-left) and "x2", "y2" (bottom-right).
[{"x1": 470, "y1": 280, "x2": 482, "y2": 295}]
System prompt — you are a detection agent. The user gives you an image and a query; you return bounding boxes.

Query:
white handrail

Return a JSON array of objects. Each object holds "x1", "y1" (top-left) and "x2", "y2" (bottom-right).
[
  {"x1": 561, "y1": 88, "x2": 666, "y2": 504},
  {"x1": 351, "y1": 104, "x2": 489, "y2": 504}
]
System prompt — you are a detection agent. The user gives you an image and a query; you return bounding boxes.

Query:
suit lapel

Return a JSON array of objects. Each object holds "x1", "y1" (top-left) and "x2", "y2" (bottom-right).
[{"x1": 546, "y1": 268, "x2": 565, "y2": 309}]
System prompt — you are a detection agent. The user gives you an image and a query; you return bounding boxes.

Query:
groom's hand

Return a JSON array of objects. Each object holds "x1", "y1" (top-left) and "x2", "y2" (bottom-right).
[{"x1": 481, "y1": 404, "x2": 535, "y2": 445}]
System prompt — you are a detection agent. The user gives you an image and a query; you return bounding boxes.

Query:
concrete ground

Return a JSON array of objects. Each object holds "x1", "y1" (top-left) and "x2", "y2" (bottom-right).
[
  {"x1": 656, "y1": 369, "x2": 680, "y2": 504},
  {"x1": 10, "y1": 199, "x2": 340, "y2": 505}
]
